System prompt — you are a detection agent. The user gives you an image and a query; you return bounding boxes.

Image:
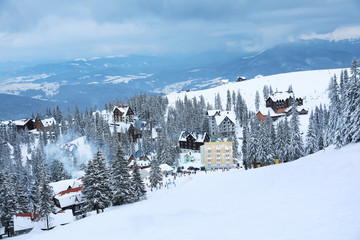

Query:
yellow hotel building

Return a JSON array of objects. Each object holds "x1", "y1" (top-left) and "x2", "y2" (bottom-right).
[{"x1": 200, "y1": 142, "x2": 233, "y2": 169}]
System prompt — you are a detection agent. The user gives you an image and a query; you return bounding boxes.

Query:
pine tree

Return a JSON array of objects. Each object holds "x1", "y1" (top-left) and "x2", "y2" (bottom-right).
[
  {"x1": 255, "y1": 91, "x2": 260, "y2": 112},
  {"x1": 263, "y1": 85, "x2": 270, "y2": 100},
  {"x1": 226, "y1": 90, "x2": 232, "y2": 111},
  {"x1": 241, "y1": 125, "x2": 248, "y2": 170},
  {"x1": 348, "y1": 58, "x2": 360, "y2": 143},
  {"x1": 288, "y1": 99, "x2": 304, "y2": 161},
  {"x1": 50, "y1": 159, "x2": 70, "y2": 182},
  {"x1": 150, "y1": 158, "x2": 162, "y2": 188},
  {"x1": 305, "y1": 112, "x2": 318, "y2": 154},
  {"x1": 0, "y1": 172, "x2": 17, "y2": 237},
  {"x1": 82, "y1": 150, "x2": 112, "y2": 214},
  {"x1": 14, "y1": 176, "x2": 29, "y2": 214},
  {"x1": 111, "y1": 145, "x2": 133, "y2": 206},
  {"x1": 327, "y1": 75, "x2": 341, "y2": 145},
  {"x1": 131, "y1": 160, "x2": 146, "y2": 202},
  {"x1": 215, "y1": 93, "x2": 223, "y2": 110},
  {"x1": 38, "y1": 165, "x2": 55, "y2": 229},
  {"x1": 264, "y1": 112, "x2": 275, "y2": 164}
]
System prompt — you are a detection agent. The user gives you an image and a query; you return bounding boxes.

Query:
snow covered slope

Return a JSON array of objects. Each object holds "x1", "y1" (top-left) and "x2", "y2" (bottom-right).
[
  {"x1": 14, "y1": 143, "x2": 360, "y2": 240},
  {"x1": 168, "y1": 68, "x2": 345, "y2": 134}
]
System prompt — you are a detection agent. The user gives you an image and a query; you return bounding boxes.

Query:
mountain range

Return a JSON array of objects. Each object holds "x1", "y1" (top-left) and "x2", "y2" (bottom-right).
[{"x1": 1, "y1": 38, "x2": 359, "y2": 120}]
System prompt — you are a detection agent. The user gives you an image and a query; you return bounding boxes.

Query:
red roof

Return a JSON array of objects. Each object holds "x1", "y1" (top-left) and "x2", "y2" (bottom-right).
[
  {"x1": 57, "y1": 186, "x2": 83, "y2": 196},
  {"x1": 15, "y1": 212, "x2": 39, "y2": 221}
]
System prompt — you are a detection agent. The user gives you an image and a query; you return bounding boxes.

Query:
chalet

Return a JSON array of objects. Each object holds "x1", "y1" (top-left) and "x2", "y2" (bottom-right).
[
  {"x1": 237, "y1": 76, "x2": 247, "y2": 82},
  {"x1": 12, "y1": 212, "x2": 38, "y2": 236},
  {"x1": 113, "y1": 106, "x2": 134, "y2": 123},
  {"x1": 206, "y1": 110, "x2": 236, "y2": 137},
  {"x1": 128, "y1": 150, "x2": 152, "y2": 169},
  {"x1": 13, "y1": 210, "x2": 73, "y2": 236},
  {"x1": 257, "y1": 105, "x2": 309, "y2": 122},
  {"x1": 178, "y1": 131, "x2": 210, "y2": 152},
  {"x1": 51, "y1": 178, "x2": 83, "y2": 216},
  {"x1": 256, "y1": 107, "x2": 285, "y2": 121},
  {"x1": 34, "y1": 117, "x2": 56, "y2": 132},
  {"x1": 266, "y1": 91, "x2": 303, "y2": 112},
  {"x1": 1, "y1": 119, "x2": 35, "y2": 131},
  {"x1": 184, "y1": 152, "x2": 194, "y2": 163}
]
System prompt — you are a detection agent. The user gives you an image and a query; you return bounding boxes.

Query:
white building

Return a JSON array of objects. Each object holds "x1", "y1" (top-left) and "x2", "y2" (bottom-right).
[{"x1": 206, "y1": 110, "x2": 236, "y2": 137}]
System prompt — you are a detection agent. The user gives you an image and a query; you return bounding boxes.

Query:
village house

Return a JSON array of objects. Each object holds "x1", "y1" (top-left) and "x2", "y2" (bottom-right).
[
  {"x1": 34, "y1": 117, "x2": 56, "y2": 132},
  {"x1": 237, "y1": 76, "x2": 247, "y2": 82},
  {"x1": 51, "y1": 178, "x2": 84, "y2": 216},
  {"x1": 178, "y1": 131, "x2": 210, "y2": 152},
  {"x1": 257, "y1": 91, "x2": 308, "y2": 121},
  {"x1": 113, "y1": 105, "x2": 134, "y2": 123},
  {"x1": 206, "y1": 110, "x2": 236, "y2": 137},
  {"x1": 200, "y1": 142, "x2": 234, "y2": 169},
  {"x1": 265, "y1": 91, "x2": 304, "y2": 112},
  {"x1": 0, "y1": 119, "x2": 35, "y2": 131}
]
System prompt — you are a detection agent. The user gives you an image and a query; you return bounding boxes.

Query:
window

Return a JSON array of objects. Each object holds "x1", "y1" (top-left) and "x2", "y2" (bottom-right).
[
  {"x1": 208, "y1": 154, "x2": 211, "y2": 157},
  {"x1": 216, "y1": 149, "x2": 220, "y2": 153},
  {"x1": 226, "y1": 149, "x2": 229, "y2": 152}
]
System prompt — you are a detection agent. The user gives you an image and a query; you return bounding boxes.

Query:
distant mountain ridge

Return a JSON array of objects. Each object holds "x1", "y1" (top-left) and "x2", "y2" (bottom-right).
[{"x1": 1, "y1": 39, "x2": 359, "y2": 120}]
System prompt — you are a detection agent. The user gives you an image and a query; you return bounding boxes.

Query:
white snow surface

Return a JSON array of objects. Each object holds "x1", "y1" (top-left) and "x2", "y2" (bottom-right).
[{"x1": 13, "y1": 143, "x2": 360, "y2": 240}]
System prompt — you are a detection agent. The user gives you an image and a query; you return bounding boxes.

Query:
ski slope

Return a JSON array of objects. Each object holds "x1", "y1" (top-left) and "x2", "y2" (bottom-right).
[{"x1": 14, "y1": 143, "x2": 360, "y2": 240}]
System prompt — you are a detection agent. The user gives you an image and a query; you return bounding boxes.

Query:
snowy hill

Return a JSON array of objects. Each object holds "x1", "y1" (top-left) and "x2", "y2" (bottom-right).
[
  {"x1": 167, "y1": 68, "x2": 344, "y2": 135},
  {"x1": 13, "y1": 143, "x2": 360, "y2": 240}
]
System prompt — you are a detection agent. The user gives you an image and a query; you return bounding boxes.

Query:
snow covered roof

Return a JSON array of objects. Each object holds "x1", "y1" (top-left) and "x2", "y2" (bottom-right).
[
  {"x1": 13, "y1": 119, "x2": 32, "y2": 126},
  {"x1": 54, "y1": 186, "x2": 83, "y2": 208},
  {"x1": 14, "y1": 213, "x2": 38, "y2": 231},
  {"x1": 113, "y1": 105, "x2": 131, "y2": 116},
  {"x1": 269, "y1": 91, "x2": 299, "y2": 102},
  {"x1": 258, "y1": 107, "x2": 285, "y2": 117},
  {"x1": 128, "y1": 159, "x2": 151, "y2": 168},
  {"x1": 50, "y1": 178, "x2": 83, "y2": 195},
  {"x1": 179, "y1": 131, "x2": 209, "y2": 143},
  {"x1": 41, "y1": 117, "x2": 56, "y2": 127},
  {"x1": 207, "y1": 110, "x2": 221, "y2": 117},
  {"x1": 159, "y1": 163, "x2": 174, "y2": 171},
  {"x1": 214, "y1": 111, "x2": 236, "y2": 126}
]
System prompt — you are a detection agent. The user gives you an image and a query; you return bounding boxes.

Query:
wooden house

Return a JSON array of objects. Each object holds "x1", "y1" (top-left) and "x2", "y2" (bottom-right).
[
  {"x1": 12, "y1": 119, "x2": 35, "y2": 131},
  {"x1": 237, "y1": 76, "x2": 247, "y2": 82},
  {"x1": 266, "y1": 91, "x2": 303, "y2": 112},
  {"x1": 34, "y1": 117, "x2": 56, "y2": 132},
  {"x1": 178, "y1": 131, "x2": 210, "y2": 152}
]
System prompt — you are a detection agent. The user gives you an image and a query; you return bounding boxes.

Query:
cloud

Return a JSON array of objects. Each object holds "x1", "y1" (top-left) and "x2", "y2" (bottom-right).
[
  {"x1": 0, "y1": 0, "x2": 359, "y2": 62},
  {"x1": 300, "y1": 26, "x2": 360, "y2": 41}
]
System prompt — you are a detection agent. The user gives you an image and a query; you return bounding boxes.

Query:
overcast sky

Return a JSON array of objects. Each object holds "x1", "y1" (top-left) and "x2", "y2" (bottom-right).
[{"x1": 0, "y1": 0, "x2": 359, "y2": 62}]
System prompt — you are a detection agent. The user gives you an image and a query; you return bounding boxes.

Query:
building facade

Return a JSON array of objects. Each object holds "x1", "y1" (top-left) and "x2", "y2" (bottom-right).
[
  {"x1": 179, "y1": 131, "x2": 210, "y2": 152},
  {"x1": 206, "y1": 110, "x2": 236, "y2": 137},
  {"x1": 201, "y1": 142, "x2": 233, "y2": 169},
  {"x1": 113, "y1": 106, "x2": 134, "y2": 123}
]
